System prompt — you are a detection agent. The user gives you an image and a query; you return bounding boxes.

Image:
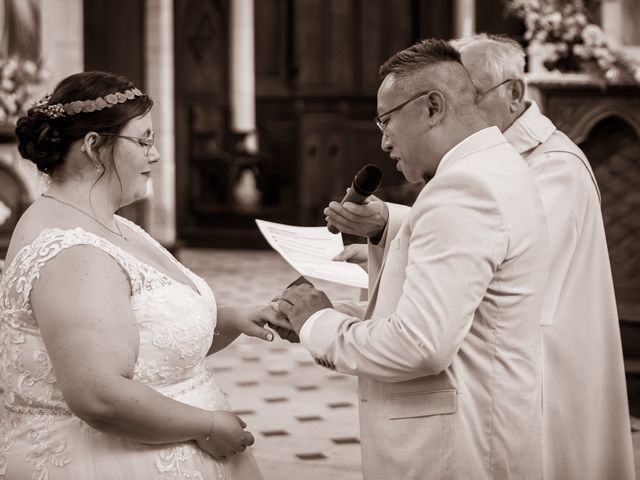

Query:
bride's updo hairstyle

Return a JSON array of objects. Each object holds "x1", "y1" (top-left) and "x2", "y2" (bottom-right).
[{"x1": 15, "y1": 71, "x2": 153, "y2": 180}]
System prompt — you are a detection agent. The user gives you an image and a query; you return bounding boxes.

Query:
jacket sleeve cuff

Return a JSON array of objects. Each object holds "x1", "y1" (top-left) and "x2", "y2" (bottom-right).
[{"x1": 299, "y1": 308, "x2": 333, "y2": 348}]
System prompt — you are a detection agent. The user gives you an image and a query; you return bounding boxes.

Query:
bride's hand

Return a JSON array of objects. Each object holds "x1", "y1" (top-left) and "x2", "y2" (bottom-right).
[
  {"x1": 232, "y1": 304, "x2": 292, "y2": 342},
  {"x1": 196, "y1": 411, "x2": 255, "y2": 459}
]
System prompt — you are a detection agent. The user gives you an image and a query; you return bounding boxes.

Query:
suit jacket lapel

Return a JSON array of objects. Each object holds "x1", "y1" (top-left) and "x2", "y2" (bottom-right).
[{"x1": 364, "y1": 241, "x2": 392, "y2": 319}]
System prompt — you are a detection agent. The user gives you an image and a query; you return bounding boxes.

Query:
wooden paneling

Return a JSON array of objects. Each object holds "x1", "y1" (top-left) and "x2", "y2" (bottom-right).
[
  {"x1": 475, "y1": 0, "x2": 524, "y2": 39},
  {"x1": 255, "y1": 0, "x2": 416, "y2": 96},
  {"x1": 298, "y1": 113, "x2": 346, "y2": 224},
  {"x1": 294, "y1": 0, "x2": 358, "y2": 92},
  {"x1": 175, "y1": 0, "x2": 475, "y2": 246},
  {"x1": 327, "y1": 0, "x2": 356, "y2": 89},
  {"x1": 294, "y1": 0, "x2": 325, "y2": 88},
  {"x1": 83, "y1": 0, "x2": 145, "y2": 87},
  {"x1": 416, "y1": 0, "x2": 454, "y2": 39},
  {"x1": 387, "y1": 0, "x2": 415, "y2": 56},
  {"x1": 176, "y1": 0, "x2": 227, "y2": 95},
  {"x1": 255, "y1": 0, "x2": 292, "y2": 94},
  {"x1": 359, "y1": 0, "x2": 387, "y2": 92},
  {"x1": 416, "y1": 0, "x2": 523, "y2": 41},
  {"x1": 174, "y1": 0, "x2": 230, "y2": 242},
  {"x1": 359, "y1": 0, "x2": 414, "y2": 94},
  {"x1": 293, "y1": 0, "x2": 414, "y2": 94},
  {"x1": 83, "y1": 0, "x2": 146, "y2": 226},
  {"x1": 292, "y1": 98, "x2": 409, "y2": 225},
  {"x1": 256, "y1": 101, "x2": 297, "y2": 207}
]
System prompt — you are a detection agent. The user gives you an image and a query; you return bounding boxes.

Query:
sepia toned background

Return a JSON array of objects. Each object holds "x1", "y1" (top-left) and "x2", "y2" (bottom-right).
[{"x1": 1, "y1": 1, "x2": 640, "y2": 478}]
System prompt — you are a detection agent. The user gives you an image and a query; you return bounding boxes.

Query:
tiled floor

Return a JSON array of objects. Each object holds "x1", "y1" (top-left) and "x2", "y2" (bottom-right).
[
  {"x1": 179, "y1": 248, "x2": 364, "y2": 479},
  {"x1": 178, "y1": 248, "x2": 640, "y2": 480}
]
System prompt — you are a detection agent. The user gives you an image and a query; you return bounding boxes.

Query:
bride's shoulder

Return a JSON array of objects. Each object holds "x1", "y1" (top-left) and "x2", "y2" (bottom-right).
[
  {"x1": 5, "y1": 201, "x2": 49, "y2": 263},
  {"x1": 5, "y1": 199, "x2": 93, "y2": 267}
]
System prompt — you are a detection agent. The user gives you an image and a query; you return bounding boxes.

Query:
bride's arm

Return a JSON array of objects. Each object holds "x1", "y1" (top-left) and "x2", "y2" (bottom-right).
[
  {"x1": 210, "y1": 304, "x2": 289, "y2": 354},
  {"x1": 30, "y1": 245, "x2": 251, "y2": 456}
]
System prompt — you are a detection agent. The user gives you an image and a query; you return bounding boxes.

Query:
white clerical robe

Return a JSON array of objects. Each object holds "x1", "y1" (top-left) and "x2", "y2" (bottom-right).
[{"x1": 504, "y1": 102, "x2": 634, "y2": 480}]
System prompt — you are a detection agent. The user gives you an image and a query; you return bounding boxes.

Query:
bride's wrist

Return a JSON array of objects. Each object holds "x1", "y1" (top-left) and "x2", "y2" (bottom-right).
[
  {"x1": 215, "y1": 305, "x2": 238, "y2": 334},
  {"x1": 203, "y1": 411, "x2": 215, "y2": 441},
  {"x1": 196, "y1": 410, "x2": 215, "y2": 442}
]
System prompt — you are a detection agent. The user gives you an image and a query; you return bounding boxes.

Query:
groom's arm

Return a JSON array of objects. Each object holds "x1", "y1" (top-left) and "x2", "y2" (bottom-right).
[
  {"x1": 281, "y1": 174, "x2": 506, "y2": 382},
  {"x1": 327, "y1": 200, "x2": 410, "y2": 292}
]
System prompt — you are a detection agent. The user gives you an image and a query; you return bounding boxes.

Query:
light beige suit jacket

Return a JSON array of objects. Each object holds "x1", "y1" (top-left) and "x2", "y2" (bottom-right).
[
  {"x1": 358, "y1": 103, "x2": 635, "y2": 479},
  {"x1": 303, "y1": 127, "x2": 548, "y2": 479}
]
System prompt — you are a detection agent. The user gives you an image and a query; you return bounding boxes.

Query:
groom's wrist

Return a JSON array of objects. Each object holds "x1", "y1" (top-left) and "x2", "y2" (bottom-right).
[{"x1": 299, "y1": 308, "x2": 331, "y2": 346}]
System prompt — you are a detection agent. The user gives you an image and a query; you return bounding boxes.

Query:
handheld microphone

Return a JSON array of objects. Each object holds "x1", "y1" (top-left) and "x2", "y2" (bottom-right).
[{"x1": 328, "y1": 164, "x2": 383, "y2": 234}]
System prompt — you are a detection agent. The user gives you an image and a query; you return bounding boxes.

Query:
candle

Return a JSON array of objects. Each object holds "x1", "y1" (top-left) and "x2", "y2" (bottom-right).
[{"x1": 230, "y1": 0, "x2": 258, "y2": 153}]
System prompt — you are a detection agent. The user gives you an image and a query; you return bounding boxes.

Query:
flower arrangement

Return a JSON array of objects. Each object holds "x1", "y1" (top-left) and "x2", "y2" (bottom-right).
[
  {"x1": 0, "y1": 56, "x2": 49, "y2": 126},
  {"x1": 505, "y1": 0, "x2": 640, "y2": 84}
]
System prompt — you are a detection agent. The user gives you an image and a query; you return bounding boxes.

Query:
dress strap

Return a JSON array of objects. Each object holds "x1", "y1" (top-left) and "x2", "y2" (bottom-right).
[
  {"x1": 1, "y1": 228, "x2": 143, "y2": 313},
  {"x1": 117, "y1": 215, "x2": 208, "y2": 295}
]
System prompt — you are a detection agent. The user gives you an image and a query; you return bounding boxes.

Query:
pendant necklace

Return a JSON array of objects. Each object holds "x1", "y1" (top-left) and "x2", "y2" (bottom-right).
[{"x1": 41, "y1": 194, "x2": 128, "y2": 241}]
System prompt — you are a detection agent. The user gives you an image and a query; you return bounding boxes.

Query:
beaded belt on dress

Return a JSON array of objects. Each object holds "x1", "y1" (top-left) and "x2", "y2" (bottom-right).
[
  {"x1": 158, "y1": 368, "x2": 217, "y2": 399},
  {"x1": 3, "y1": 370, "x2": 217, "y2": 416},
  {"x1": 5, "y1": 403, "x2": 72, "y2": 416}
]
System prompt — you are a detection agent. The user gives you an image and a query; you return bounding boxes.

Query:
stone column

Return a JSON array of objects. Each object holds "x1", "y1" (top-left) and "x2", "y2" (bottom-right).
[
  {"x1": 40, "y1": 0, "x2": 84, "y2": 80},
  {"x1": 600, "y1": 0, "x2": 640, "y2": 70},
  {"x1": 145, "y1": 0, "x2": 176, "y2": 247},
  {"x1": 601, "y1": 0, "x2": 624, "y2": 45},
  {"x1": 454, "y1": 0, "x2": 475, "y2": 39},
  {"x1": 230, "y1": 0, "x2": 258, "y2": 153}
]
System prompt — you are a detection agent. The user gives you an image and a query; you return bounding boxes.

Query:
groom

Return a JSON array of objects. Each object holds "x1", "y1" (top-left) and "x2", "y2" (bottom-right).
[{"x1": 277, "y1": 39, "x2": 548, "y2": 479}]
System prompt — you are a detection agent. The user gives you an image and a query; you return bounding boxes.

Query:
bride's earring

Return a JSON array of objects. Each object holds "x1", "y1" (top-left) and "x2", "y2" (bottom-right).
[{"x1": 81, "y1": 145, "x2": 86, "y2": 152}]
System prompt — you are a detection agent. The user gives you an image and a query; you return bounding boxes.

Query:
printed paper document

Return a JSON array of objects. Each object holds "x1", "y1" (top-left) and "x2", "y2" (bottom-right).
[{"x1": 255, "y1": 219, "x2": 368, "y2": 289}]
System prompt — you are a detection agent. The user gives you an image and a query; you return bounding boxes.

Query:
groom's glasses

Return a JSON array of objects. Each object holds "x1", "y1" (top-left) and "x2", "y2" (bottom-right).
[{"x1": 374, "y1": 90, "x2": 434, "y2": 133}]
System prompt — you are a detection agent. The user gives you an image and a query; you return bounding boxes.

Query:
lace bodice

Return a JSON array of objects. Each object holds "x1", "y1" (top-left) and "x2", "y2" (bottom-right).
[
  {"x1": 0, "y1": 217, "x2": 217, "y2": 414},
  {"x1": 0, "y1": 220, "x2": 266, "y2": 480}
]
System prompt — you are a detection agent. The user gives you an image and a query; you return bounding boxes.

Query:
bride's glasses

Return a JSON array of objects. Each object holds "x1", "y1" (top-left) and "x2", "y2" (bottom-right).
[{"x1": 100, "y1": 131, "x2": 155, "y2": 156}]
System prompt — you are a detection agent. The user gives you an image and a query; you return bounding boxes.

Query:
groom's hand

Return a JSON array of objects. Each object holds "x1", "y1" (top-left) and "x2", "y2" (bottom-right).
[
  {"x1": 266, "y1": 302, "x2": 300, "y2": 343},
  {"x1": 270, "y1": 324, "x2": 301, "y2": 343},
  {"x1": 278, "y1": 284, "x2": 333, "y2": 334}
]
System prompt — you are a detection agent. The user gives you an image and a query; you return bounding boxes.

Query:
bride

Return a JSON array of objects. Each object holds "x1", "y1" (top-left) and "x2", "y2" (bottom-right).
[{"x1": 0, "y1": 71, "x2": 285, "y2": 479}]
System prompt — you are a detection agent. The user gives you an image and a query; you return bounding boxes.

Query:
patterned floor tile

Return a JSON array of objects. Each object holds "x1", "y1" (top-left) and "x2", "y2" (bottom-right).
[
  {"x1": 179, "y1": 248, "x2": 363, "y2": 479},
  {"x1": 179, "y1": 248, "x2": 640, "y2": 480}
]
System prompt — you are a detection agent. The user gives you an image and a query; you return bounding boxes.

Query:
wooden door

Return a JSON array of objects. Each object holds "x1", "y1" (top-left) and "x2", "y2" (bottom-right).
[{"x1": 83, "y1": 0, "x2": 147, "y2": 226}]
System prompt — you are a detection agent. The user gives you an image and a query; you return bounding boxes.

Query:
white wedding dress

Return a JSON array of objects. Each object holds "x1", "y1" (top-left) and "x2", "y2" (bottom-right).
[{"x1": 0, "y1": 218, "x2": 263, "y2": 480}]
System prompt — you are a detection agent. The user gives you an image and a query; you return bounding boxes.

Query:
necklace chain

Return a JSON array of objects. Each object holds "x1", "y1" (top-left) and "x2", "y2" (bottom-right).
[{"x1": 41, "y1": 194, "x2": 128, "y2": 240}]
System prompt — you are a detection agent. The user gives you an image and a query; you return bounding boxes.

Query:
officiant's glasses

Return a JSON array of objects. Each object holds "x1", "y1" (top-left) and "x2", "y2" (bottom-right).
[{"x1": 476, "y1": 78, "x2": 514, "y2": 99}]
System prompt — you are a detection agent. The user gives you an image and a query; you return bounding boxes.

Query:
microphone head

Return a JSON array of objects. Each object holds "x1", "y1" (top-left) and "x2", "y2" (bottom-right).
[{"x1": 353, "y1": 164, "x2": 383, "y2": 196}]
